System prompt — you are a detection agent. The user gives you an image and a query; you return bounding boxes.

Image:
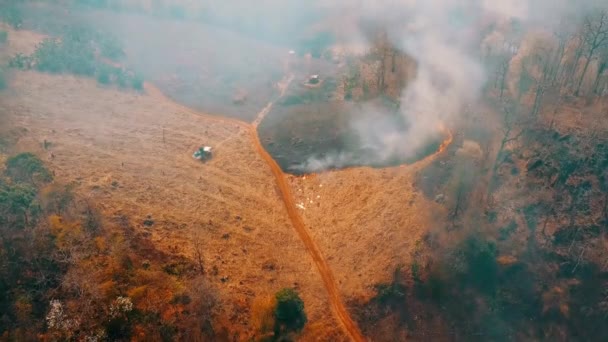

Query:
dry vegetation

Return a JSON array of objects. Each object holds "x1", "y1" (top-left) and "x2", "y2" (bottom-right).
[
  {"x1": 2, "y1": 1, "x2": 608, "y2": 341},
  {"x1": 0, "y1": 69, "x2": 345, "y2": 340}
]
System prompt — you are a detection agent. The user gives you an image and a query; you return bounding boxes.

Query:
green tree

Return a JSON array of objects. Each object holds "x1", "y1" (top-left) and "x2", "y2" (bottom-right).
[
  {"x1": 0, "y1": 182, "x2": 36, "y2": 227},
  {"x1": 5, "y1": 153, "x2": 52, "y2": 185},
  {"x1": 274, "y1": 288, "x2": 307, "y2": 336}
]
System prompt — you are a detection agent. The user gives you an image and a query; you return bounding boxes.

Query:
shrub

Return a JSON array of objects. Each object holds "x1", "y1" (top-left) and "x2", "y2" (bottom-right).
[
  {"x1": 32, "y1": 29, "x2": 99, "y2": 77},
  {"x1": 17, "y1": 25, "x2": 138, "y2": 90},
  {"x1": 274, "y1": 288, "x2": 307, "y2": 335},
  {"x1": 130, "y1": 72, "x2": 144, "y2": 90},
  {"x1": 96, "y1": 64, "x2": 114, "y2": 85},
  {"x1": 5, "y1": 152, "x2": 53, "y2": 185},
  {"x1": 8, "y1": 53, "x2": 32, "y2": 70}
]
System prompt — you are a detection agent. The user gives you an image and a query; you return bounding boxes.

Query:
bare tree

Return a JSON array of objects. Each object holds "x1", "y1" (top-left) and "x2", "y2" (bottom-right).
[
  {"x1": 487, "y1": 101, "x2": 526, "y2": 203},
  {"x1": 525, "y1": 42, "x2": 555, "y2": 118},
  {"x1": 550, "y1": 26, "x2": 574, "y2": 86},
  {"x1": 592, "y1": 47, "x2": 608, "y2": 94},
  {"x1": 575, "y1": 10, "x2": 608, "y2": 96},
  {"x1": 491, "y1": 54, "x2": 511, "y2": 99},
  {"x1": 191, "y1": 230, "x2": 205, "y2": 275},
  {"x1": 564, "y1": 33, "x2": 585, "y2": 86}
]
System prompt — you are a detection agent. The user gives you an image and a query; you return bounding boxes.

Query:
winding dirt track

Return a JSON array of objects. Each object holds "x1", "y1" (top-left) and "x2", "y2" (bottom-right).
[{"x1": 144, "y1": 70, "x2": 454, "y2": 341}]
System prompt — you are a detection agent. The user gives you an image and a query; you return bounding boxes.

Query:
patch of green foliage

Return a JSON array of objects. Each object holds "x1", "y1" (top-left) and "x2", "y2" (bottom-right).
[
  {"x1": 8, "y1": 24, "x2": 142, "y2": 90},
  {"x1": 34, "y1": 38, "x2": 97, "y2": 75},
  {"x1": 5, "y1": 153, "x2": 53, "y2": 185},
  {"x1": 0, "y1": 30, "x2": 7, "y2": 45},
  {"x1": 96, "y1": 64, "x2": 112, "y2": 84},
  {"x1": 0, "y1": 181, "x2": 37, "y2": 228},
  {"x1": 274, "y1": 288, "x2": 307, "y2": 336},
  {"x1": 8, "y1": 53, "x2": 31, "y2": 70}
]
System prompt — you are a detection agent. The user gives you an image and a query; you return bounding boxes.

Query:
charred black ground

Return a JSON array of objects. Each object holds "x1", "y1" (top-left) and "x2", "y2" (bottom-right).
[{"x1": 258, "y1": 80, "x2": 443, "y2": 175}]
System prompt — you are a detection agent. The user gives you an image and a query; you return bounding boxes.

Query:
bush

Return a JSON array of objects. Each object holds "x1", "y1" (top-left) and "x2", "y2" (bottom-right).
[
  {"x1": 45, "y1": 35, "x2": 97, "y2": 76},
  {"x1": 130, "y1": 72, "x2": 144, "y2": 90},
  {"x1": 96, "y1": 64, "x2": 114, "y2": 85},
  {"x1": 96, "y1": 69, "x2": 111, "y2": 84},
  {"x1": 5, "y1": 152, "x2": 53, "y2": 185},
  {"x1": 17, "y1": 25, "x2": 140, "y2": 90},
  {"x1": 274, "y1": 288, "x2": 307, "y2": 335},
  {"x1": 8, "y1": 53, "x2": 32, "y2": 70}
]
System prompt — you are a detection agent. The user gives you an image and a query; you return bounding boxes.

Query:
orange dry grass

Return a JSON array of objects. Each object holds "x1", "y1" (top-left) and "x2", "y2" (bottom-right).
[
  {"x1": 287, "y1": 135, "x2": 451, "y2": 300},
  {"x1": 250, "y1": 295, "x2": 276, "y2": 338},
  {"x1": 0, "y1": 70, "x2": 342, "y2": 339}
]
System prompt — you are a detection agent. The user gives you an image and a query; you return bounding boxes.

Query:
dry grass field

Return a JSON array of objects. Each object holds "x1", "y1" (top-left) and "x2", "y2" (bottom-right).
[{"x1": 0, "y1": 21, "x2": 454, "y2": 340}]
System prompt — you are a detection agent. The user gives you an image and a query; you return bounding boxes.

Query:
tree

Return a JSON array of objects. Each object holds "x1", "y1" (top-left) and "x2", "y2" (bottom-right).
[
  {"x1": 0, "y1": 182, "x2": 36, "y2": 228},
  {"x1": 575, "y1": 10, "x2": 608, "y2": 96},
  {"x1": 592, "y1": 47, "x2": 608, "y2": 94},
  {"x1": 494, "y1": 54, "x2": 511, "y2": 99},
  {"x1": 274, "y1": 288, "x2": 307, "y2": 336},
  {"x1": 191, "y1": 230, "x2": 205, "y2": 275},
  {"x1": 523, "y1": 42, "x2": 554, "y2": 118},
  {"x1": 487, "y1": 101, "x2": 525, "y2": 203},
  {"x1": 5, "y1": 153, "x2": 52, "y2": 185}
]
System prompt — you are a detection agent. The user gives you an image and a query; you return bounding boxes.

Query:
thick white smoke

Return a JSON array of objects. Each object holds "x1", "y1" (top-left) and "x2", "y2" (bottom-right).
[{"x1": 294, "y1": 0, "x2": 566, "y2": 172}]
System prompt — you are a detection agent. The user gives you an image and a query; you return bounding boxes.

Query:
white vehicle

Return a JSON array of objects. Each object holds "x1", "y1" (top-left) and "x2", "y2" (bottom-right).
[{"x1": 193, "y1": 146, "x2": 213, "y2": 161}]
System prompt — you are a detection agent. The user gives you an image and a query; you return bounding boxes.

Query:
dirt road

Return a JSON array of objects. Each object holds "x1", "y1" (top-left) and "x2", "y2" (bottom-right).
[
  {"x1": 144, "y1": 69, "x2": 457, "y2": 340},
  {"x1": 250, "y1": 76, "x2": 367, "y2": 342},
  {"x1": 144, "y1": 78, "x2": 366, "y2": 341}
]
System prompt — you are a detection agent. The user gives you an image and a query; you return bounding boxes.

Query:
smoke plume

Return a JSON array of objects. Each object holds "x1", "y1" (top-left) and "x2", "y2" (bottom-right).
[{"x1": 295, "y1": 0, "x2": 590, "y2": 172}]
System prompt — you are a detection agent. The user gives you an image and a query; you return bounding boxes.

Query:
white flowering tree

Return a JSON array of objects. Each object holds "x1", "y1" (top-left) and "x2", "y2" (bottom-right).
[
  {"x1": 109, "y1": 296, "x2": 133, "y2": 318},
  {"x1": 46, "y1": 300, "x2": 80, "y2": 337}
]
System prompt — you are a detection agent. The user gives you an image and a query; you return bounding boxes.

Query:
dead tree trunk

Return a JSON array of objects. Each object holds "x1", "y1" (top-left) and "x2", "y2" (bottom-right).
[
  {"x1": 575, "y1": 52, "x2": 594, "y2": 96},
  {"x1": 575, "y1": 11, "x2": 608, "y2": 96}
]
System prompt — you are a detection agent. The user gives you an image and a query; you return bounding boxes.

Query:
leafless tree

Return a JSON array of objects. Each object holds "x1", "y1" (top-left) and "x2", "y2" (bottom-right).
[
  {"x1": 550, "y1": 26, "x2": 573, "y2": 86},
  {"x1": 492, "y1": 54, "x2": 511, "y2": 99},
  {"x1": 575, "y1": 10, "x2": 608, "y2": 96},
  {"x1": 191, "y1": 230, "x2": 205, "y2": 275},
  {"x1": 592, "y1": 47, "x2": 608, "y2": 94},
  {"x1": 525, "y1": 42, "x2": 555, "y2": 118},
  {"x1": 487, "y1": 101, "x2": 526, "y2": 203}
]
